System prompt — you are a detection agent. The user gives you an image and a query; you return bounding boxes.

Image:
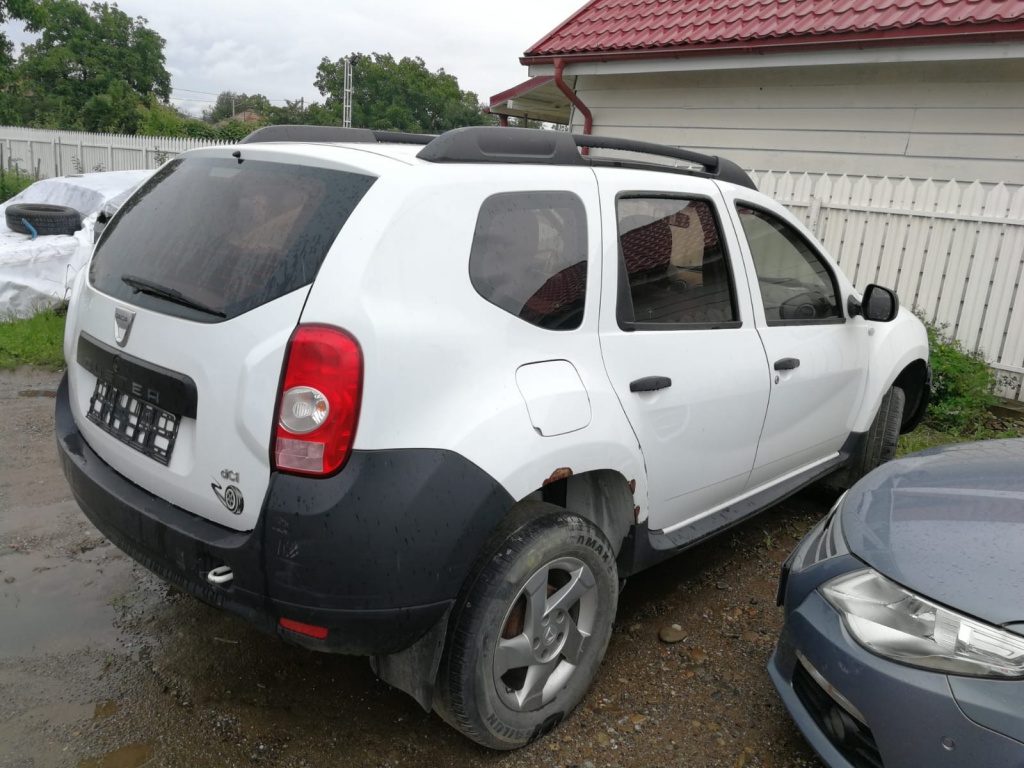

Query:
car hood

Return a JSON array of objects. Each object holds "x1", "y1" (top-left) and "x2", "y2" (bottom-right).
[{"x1": 840, "y1": 439, "x2": 1024, "y2": 627}]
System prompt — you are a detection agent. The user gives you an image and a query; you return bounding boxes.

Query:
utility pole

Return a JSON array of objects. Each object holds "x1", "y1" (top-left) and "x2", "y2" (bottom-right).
[{"x1": 343, "y1": 58, "x2": 353, "y2": 128}]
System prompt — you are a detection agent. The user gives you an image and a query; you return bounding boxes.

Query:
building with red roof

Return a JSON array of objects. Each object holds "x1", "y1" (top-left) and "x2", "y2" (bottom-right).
[{"x1": 490, "y1": 0, "x2": 1024, "y2": 183}]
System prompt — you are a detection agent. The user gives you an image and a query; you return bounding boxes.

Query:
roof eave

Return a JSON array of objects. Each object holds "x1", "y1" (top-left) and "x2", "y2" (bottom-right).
[{"x1": 520, "y1": 24, "x2": 1024, "y2": 67}]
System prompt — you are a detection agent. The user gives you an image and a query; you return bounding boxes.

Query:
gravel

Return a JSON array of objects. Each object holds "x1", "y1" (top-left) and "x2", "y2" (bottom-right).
[{"x1": 1, "y1": 367, "x2": 826, "y2": 768}]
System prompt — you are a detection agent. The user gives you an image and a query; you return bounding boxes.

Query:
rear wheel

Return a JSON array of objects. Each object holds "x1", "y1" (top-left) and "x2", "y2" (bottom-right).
[
  {"x1": 830, "y1": 385, "x2": 905, "y2": 490},
  {"x1": 436, "y1": 505, "x2": 618, "y2": 749}
]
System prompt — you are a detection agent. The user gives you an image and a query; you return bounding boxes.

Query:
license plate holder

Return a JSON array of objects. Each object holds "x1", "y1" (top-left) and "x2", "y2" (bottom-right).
[{"x1": 86, "y1": 377, "x2": 180, "y2": 465}]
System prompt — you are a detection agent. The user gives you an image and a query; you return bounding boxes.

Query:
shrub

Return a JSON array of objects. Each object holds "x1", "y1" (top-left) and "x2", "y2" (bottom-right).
[
  {"x1": 922, "y1": 317, "x2": 997, "y2": 433},
  {"x1": 0, "y1": 167, "x2": 35, "y2": 203}
]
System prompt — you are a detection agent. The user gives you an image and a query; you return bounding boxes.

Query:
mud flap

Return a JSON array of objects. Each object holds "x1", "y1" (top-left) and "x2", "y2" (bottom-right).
[{"x1": 369, "y1": 605, "x2": 451, "y2": 712}]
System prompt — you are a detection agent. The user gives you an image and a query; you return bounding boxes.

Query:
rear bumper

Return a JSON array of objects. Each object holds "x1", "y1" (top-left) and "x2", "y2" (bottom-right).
[{"x1": 55, "y1": 372, "x2": 514, "y2": 655}]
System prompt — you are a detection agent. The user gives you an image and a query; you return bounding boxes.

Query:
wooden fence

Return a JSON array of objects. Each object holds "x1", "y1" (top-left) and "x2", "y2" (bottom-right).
[
  {"x1": 0, "y1": 126, "x2": 227, "y2": 177},
  {"x1": 751, "y1": 171, "x2": 1024, "y2": 400}
]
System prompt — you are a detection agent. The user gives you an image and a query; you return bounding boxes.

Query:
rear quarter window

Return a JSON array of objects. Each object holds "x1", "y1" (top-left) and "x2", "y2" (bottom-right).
[
  {"x1": 469, "y1": 191, "x2": 588, "y2": 331},
  {"x1": 89, "y1": 157, "x2": 376, "y2": 321}
]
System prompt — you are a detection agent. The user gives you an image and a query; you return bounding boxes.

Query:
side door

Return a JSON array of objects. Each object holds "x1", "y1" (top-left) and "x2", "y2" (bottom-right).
[
  {"x1": 719, "y1": 189, "x2": 870, "y2": 488},
  {"x1": 596, "y1": 170, "x2": 772, "y2": 532}
]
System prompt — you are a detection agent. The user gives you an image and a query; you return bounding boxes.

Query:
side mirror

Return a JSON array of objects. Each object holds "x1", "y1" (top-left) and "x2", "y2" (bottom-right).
[{"x1": 848, "y1": 284, "x2": 899, "y2": 322}]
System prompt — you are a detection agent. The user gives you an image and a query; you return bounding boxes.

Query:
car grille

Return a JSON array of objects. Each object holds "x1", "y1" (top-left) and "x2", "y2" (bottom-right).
[{"x1": 792, "y1": 662, "x2": 883, "y2": 768}]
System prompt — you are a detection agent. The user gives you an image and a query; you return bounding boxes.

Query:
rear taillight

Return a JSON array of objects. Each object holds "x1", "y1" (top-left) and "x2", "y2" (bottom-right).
[{"x1": 273, "y1": 325, "x2": 362, "y2": 476}]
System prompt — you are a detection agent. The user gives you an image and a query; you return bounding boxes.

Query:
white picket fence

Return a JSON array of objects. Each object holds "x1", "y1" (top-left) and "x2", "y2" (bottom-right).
[
  {"x1": 750, "y1": 171, "x2": 1024, "y2": 401},
  {"x1": 0, "y1": 126, "x2": 228, "y2": 177}
]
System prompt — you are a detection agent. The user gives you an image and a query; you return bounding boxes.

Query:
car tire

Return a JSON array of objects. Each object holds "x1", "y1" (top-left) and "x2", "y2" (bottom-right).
[
  {"x1": 435, "y1": 503, "x2": 618, "y2": 750},
  {"x1": 5, "y1": 203, "x2": 83, "y2": 236},
  {"x1": 829, "y1": 385, "x2": 906, "y2": 490}
]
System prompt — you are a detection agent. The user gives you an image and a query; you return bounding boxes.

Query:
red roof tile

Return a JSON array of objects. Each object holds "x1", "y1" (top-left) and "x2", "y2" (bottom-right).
[{"x1": 524, "y1": 0, "x2": 1024, "y2": 61}]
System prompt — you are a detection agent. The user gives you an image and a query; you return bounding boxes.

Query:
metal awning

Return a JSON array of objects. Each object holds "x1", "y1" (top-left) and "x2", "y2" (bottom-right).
[{"x1": 487, "y1": 76, "x2": 571, "y2": 125}]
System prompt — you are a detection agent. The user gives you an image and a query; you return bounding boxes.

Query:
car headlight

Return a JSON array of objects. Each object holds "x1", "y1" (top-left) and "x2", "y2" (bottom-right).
[{"x1": 822, "y1": 569, "x2": 1024, "y2": 678}]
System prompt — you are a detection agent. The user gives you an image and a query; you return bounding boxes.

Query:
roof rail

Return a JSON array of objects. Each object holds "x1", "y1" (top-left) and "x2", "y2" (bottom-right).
[
  {"x1": 417, "y1": 127, "x2": 587, "y2": 166},
  {"x1": 236, "y1": 124, "x2": 755, "y2": 190},
  {"x1": 416, "y1": 127, "x2": 756, "y2": 190},
  {"x1": 238, "y1": 125, "x2": 435, "y2": 145}
]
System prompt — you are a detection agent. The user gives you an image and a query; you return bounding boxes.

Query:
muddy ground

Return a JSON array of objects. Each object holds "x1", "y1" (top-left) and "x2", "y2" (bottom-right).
[{"x1": 1, "y1": 367, "x2": 827, "y2": 768}]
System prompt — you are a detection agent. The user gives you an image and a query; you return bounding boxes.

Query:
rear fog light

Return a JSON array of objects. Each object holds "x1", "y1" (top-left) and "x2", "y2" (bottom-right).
[{"x1": 279, "y1": 618, "x2": 329, "y2": 640}]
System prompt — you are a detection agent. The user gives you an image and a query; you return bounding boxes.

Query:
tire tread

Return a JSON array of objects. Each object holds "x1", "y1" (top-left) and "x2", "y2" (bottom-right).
[{"x1": 435, "y1": 503, "x2": 617, "y2": 749}]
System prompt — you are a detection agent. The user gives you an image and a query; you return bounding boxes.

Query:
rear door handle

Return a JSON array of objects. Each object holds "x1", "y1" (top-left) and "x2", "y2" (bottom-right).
[
  {"x1": 774, "y1": 358, "x2": 800, "y2": 371},
  {"x1": 630, "y1": 376, "x2": 672, "y2": 392}
]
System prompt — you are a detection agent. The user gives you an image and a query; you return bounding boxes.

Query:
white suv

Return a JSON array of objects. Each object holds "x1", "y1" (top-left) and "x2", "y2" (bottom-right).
[{"x1": 56, "y1": 126, "x2": 930, "y2": 749}]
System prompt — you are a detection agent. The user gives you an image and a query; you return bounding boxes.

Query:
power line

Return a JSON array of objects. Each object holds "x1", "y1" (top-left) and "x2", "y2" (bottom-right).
[
  {"x1": 170, "y1": 96, "x2": 219, "y2": 104},
  {"x1": 172, "y1": 86, "x2": 296, "y2": 104},
  {"x1": 171, "y1": 87, "x2": 221, "y2": 97}
]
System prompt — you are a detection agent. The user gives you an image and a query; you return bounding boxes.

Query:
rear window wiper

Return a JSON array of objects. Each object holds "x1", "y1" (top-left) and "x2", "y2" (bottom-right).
[{"x1": 121, "y1": 274, "x2": 227, "y2": 318}]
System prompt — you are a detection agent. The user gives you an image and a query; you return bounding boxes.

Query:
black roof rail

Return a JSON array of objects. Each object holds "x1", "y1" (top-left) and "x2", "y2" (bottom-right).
[
  {"x1": 237, "y1": 125, "x2": 755, "y2": 190},
  {"x1": 238, "y1": 125, "x2": 435, "y2": 145},
  {"x1": 417, "y1": 126, "x2": 587, "y2": 166},
  {"x1": 415, "y1": 127, "x2": 756, "y2": 190}
]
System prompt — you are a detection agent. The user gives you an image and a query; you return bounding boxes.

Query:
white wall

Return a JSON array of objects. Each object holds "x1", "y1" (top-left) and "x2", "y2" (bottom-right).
[{"x1": 571, "y1": 59, "x2": 1024, "y2": 185}]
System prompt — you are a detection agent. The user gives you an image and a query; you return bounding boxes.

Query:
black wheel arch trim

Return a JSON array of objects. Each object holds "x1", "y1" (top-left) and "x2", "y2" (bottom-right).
[{"x1": 894, "y1": 360, "x2": 932, "y2": 434}]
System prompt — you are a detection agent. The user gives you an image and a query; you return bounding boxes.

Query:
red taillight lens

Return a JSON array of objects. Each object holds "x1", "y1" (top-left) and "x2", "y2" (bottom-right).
[{"x1": 273, "y1": 325, "x2": 362, "y2": 476}]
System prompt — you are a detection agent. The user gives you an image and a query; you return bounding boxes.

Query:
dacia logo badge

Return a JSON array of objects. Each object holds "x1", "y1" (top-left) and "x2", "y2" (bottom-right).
[{"x1": 114, "y1": 307, "x2": 135, "y2": 348}]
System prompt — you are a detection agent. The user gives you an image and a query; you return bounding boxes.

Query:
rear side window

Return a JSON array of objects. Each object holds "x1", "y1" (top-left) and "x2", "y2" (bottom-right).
[
  {"x1": 616, "y1": 197, "x2": 737, "y2": 328},
  {"x1": 90, "y1": 157, "x2": 376, "y2": 321},
  {"x1": 469, "y1": 191, "x2": 588, "y2": 331}
]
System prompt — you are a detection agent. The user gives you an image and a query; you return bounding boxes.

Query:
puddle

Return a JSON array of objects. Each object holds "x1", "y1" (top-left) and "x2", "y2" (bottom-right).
[
  {"x1": 0, "y1": 546, "x2": 135, "y2": 656},
  {"x1": 93, "y1": 699, "x2": 120, "y2": 721},
  {"x1": 17, "y1": 388, "x2": 57, "y2": 398},
  {"x1": 78, "y1": 742, "x2": 155, "y2": 768}
]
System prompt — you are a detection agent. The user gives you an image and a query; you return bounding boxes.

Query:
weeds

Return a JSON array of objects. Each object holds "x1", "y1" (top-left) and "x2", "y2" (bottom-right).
[
  {"x1": 922, "y1": 317, "x2": 998, "y2": 433},
  {"x1": 0, "y1": 166, "x2": 36, "y2": 204},
  {"x1": 0, "y1": 308, "x2": 66, "y2": 370}
]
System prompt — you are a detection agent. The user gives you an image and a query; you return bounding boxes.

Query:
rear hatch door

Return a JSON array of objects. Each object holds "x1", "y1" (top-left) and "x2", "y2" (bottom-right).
[{"x1": 64, "y1": 147, "x2": 380, "y2": 531}]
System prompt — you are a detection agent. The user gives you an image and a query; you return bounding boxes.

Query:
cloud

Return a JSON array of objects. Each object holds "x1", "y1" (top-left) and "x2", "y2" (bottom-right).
[{"x1": 128, "y1": 0, "x2": 584, "y2": 111}]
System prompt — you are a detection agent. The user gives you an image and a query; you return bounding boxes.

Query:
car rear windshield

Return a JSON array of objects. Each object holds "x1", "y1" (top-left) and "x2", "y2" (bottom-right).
[{"x1": 89, "y1": 157, "x2": 376, "y2": 321}]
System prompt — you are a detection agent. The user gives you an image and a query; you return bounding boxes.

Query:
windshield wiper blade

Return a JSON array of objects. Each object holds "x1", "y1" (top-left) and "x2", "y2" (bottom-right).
[{"x1": 121, "y1": 274, "x2": 227, "y2": 318}]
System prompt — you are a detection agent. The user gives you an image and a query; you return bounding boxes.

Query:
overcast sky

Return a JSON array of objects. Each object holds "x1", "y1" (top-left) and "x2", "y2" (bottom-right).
[{"x1": 10, "y1": 0, "x2": 585, "y2": 116}]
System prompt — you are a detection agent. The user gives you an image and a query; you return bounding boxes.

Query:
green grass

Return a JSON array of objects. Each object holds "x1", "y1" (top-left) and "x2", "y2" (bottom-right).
[
  {"x1": 898, "y1": 422, "x2": 1024, "y2": 457},
  {"x1": 0, "y1": 309, "x2": 66, "y2": 369},
  {"x1": 0, "y1": 168, "x2": 36, "y2": 204}
]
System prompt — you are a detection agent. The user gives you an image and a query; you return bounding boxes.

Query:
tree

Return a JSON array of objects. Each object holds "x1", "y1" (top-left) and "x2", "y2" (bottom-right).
[
  {"x1": 15, "y1": 0, "x2": 171, "y2": 129},
  {"x1": 0, "y1": 0, "x2": 41, "y2": 120},
  {"x1": 315, "y1": 52, "x2": 488, "y2": 133},
  {"x1": 0, "y1": 0, "x2": 38, "y2": 65},
  {"x1": 201, "y1": 91, "x2": 273, "y2": 124}
]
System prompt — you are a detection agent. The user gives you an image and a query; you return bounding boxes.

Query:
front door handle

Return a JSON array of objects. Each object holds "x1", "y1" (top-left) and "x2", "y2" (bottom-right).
[
  {"x1": 774, "y1": 358, "x2": 800, "y2": 371},
  {"x1": 630, "y1": 376, "x2": 672, "y2": 392}
]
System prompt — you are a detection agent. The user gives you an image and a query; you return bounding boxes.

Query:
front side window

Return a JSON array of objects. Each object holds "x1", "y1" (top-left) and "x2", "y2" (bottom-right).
[
  {"x1": 737, "y1": 206, "x2": 842, "y2": 324},
  {"x1": 616, "y1": 196, "x2": 737, "y2": 328},
  {"x1": 469, "y1": 191, "x2": 588, "y2": 331}
]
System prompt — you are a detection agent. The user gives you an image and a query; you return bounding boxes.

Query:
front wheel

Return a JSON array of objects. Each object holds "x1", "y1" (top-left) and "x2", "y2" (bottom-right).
[
  {"x1": 829, "y1": 385, "x2": 906, "y2": 490},
  {"x1": 435, "y1": 506, "x2": 618, "y2": 749}
]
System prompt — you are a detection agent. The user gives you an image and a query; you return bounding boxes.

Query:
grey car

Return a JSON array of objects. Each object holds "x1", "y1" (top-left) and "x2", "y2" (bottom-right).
[{"x1": 771, "y1": 439, "x2": 1024, "y2": 768}]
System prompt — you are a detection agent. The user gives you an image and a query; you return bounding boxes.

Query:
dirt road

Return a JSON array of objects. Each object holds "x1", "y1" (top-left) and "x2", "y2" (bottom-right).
[{"x1": 1, "y1": 367, "x2": 824, "y2": 768}]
